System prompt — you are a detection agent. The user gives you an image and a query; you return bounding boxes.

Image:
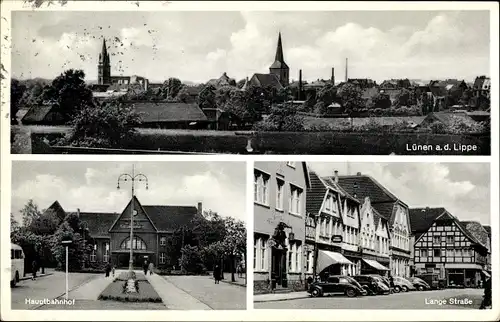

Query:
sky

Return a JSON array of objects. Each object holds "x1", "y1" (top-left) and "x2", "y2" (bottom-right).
[
  {"x1": 11, "y1": 161, "x2": 247, "y2": 224},
  {"x1": 309, "y1": 162, "x2": 490, "y2": 225},
  {"x1": 10, "y1": 10, "x2": 490, "y2": 84}
]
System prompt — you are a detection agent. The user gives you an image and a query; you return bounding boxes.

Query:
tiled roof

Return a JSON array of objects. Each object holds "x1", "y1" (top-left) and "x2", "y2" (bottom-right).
[
  {"x1": 306, "y1": 171, "x2": 328, "y2": 215},
  {"x1": 43, "y1": 200, "x2": 68, "y2": 222},
  {"x1": 142, "y1": 205, "x2": 198, "y2": 232},
  {"x1": 460, "y1": 221, "x2": 489, "y2": 250},
  {"x1": 409, "y1": 207, "x2": 447, "y2": 234},
  {"x1": 207, "y1": 72, "x2": 236, "y2": 88},
  {"x1": 372, "y1": 203, "x2": 395, "y2": 222},
  {"x1": 249, "y1": 73, "x2": 284, "y2": 90},
  {"x1": 128, "y1": 101, "x2": 208, "y2": 123},
  {"x1": 337, "y1": 175, "x2": 398, "y2": 204},
  {"x1": 78, "y1": 212, "x2": 118, "y2": 237},
  {"x1": 455, "y1": 220, "x2": 484, "y2": 248},
  {"x1": 426, "y1": 111, "x2": 477, "y2": 127},
  {"x1": 21, "y1": 105, "x2": 55, "y2": 124},
  {"x1": 483, "y1": 225, "x2": 491, "y2": 236},
  {"x1": 321, "y1": 177, "x2": 358, "y2": 202}
]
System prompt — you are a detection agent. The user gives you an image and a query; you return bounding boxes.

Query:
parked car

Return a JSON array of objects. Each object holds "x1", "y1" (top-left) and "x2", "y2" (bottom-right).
[
  {"x1": 367, "y1": 274, "x2": 391, "y2": 288},
  {"x1": 308, "y1": 275, "x2": 368, "y2": 298},
  {"x1": 415, "y1": 273, "x2": 442, "y2": 290},
  {"x1": 393, "y1": 276, "x2": 416, "y2": 292},
  {"x1": 353, "y1": 275, "x2": 390, "y2": 295},
  {"x1": 408, "y1": 276, "x2": 431, "y2": 291}
]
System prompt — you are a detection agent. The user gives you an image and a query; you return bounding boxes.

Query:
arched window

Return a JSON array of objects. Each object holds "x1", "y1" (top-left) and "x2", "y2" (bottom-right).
[{"x1": 120, "y1": 236, "x2": 147, "y2": 250}]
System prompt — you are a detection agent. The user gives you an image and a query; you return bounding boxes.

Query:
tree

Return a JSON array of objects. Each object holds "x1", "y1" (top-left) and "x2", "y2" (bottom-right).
[
  {"x1": 394, "y1": 89, "x2": 411, "y2": 108},
  {"x1": 220, "y1": 217, "x2": 246, "y2": 282},
  {"x1": 29, "y1": 209, "x2": 60, "y2": 236},
  {"x1": 19, "y1": 80, "x2": 46, "y2": 106},
  {"x1": 21, "y1": 199, "x2": 42, "y2": 228},
  {"x1": 459, "y1": 89, "x2": 473, "y2": 108},
  {"x1": 253, "y1": 102, "x2": 305, "y2": 131},
  {"x1": 11, "y1": 79, "x2": 26, "y2": 125},
  {"x1": 61, "y1": 101, "x2": 142, "y2": 148},
  {"x1": 11, "y1": 213, "x2": 20, "y2": 235},
  {"x1": 179, "y1": 245, "x2": 206, "y2": 274},
  {"x1": 161, "y1": 78, "x2": 183, "y2": 100},
  {"x1": 41, "y1": 69, "x2": 94, "y2": 122},
  {"x1": 337, "y1": 83, "x2": 364, "y2": 114},
  {"x1": 236, "y1": 79, "x2": 246, "y2": 89},
  {"x1": 50, "y1": 221, "x2": 86, "y2": 271},
  {"x1": 315, "y1": 84, "x2": 337, "y2": 108},
  {"x1": 197, "y1": 84, "x2": 216, "y2": 110},
  {"x1": 215, "y1": 85, "x2": 235, "y2": 109},
  {"x1": 368, "y1": 92, "x2": 391, "y2": 110},
  {"x1": 176, "y1": 86, "x2": 191, "y2": 103}
]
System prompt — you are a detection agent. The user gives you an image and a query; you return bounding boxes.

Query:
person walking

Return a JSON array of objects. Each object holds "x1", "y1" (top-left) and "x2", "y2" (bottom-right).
[
  {"x1": 143, "y1": 259, "x2": 148, "y2": 276},
  {"x1": 389, "y1": 274, "x2": 395, "y2": 293},
  {"x1": 148, "y1": 261, "x2": 154, "y2": 275},
  {"x1": 213, "y1": 265, "x2": 221, "y2": 284},
  {"x1": 479, "y1": 272, "x2": 492, "y2": 309},
  {"x1": 31, "y1": 259, "x2": 38, "y2": 280},
  {"x1": 112, "y1": 264, "x2": 116, "y2": 278},
  {"x1": 105, "y1": 262, "x2": 111, "y2": 277}
]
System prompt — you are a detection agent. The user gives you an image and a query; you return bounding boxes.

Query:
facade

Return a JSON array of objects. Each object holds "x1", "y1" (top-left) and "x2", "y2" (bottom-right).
[
  {"x1": 473, "y1": 76, "x2": 491, "y2": 98},
  {"x1": 44, "y1": 197, "x2": 202, "y2": 269},
  {"x1": 253, "y1": 162, "x2": 310, "y2": 293},
  {"x1": 409, "y1": 208, "x2": 489, "y2": 287},
  {"x1": 337, "y1": 173, "x2": 412, "y2": 277}
]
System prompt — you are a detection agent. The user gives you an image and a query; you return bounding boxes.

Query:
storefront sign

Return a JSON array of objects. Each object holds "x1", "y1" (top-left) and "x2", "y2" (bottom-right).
[
  {"x1": 331, "y1": 235, "x2": 343, "y2": 243},
  {"x1": 120, "y1": 223, "x2": 144, "y2": 229}
]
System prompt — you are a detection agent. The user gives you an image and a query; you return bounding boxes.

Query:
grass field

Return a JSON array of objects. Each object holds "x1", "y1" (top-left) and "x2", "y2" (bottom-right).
[{"x1": 98, "y1": 272, "x2": 162, "y2": 303}]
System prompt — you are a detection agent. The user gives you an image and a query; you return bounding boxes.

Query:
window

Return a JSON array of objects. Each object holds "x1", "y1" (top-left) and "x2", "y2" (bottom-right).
[
  {"x1": 433, "y1": 236, "x2": 441, "y2": 244},
  {"x1": 455, "y1": 249, "x2": 462, "y2": 257},
  {"x1": 421, "y1": 249, "x2": 428, "y2": 257},
  {"x1": 446, "y1": 249, "x2": 453, "y2": 257},
  {"x1": 276, "y1": 179, "x2": 284, "y2": 210},
  {"x1": 289, "y1": 185, "x2": 303, "y2": 215},
  {"x1": 254, "y1": 171, "x2": 269, "y2": 205},
  {"x1": 287, "y1": 162, "x2": 296, "y2": 168},
  {"x1": 159, "y1": 252, "x2": 166, "y2": 264},
  {"x1": 260, "y1": 239, "x2": 266, "y2": 270},
  {"x1": 103, "y1": 242, "x2": 110, "y2": 263},
  {"x1": 254, "y1": 237, "x2": 268, "y2": 271},
  {"x1": 306, "y1": 251, "x2": 313, "y2": 273},
  {"x1": 90, "y1": 245, "x2": 97, "y2": 262},
  {"x1": 120, "y1": 236, "x2": 147, "y2": 250},
  {"x1": 160, "y1": 236, "x2": 167, "y2": 246},
  {"x1": 446, "y1": 235, "x2": 454, "y2": 244},
  {"x1": 288, "y1": 247, "x2": 294, "y2": 272},
  {"x1": 433, "y1": 249, "x2": 441, "y2": 257}
]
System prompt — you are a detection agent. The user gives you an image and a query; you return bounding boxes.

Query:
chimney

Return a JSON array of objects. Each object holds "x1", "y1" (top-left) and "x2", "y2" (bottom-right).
[
  {"x1": 77, "y1": 208, "x2": 80, "y2": 218},
  {"x1": 298, "y1": 69, "x2": 303, "y2": 100},
  {"x1": 345, "y1": 58, "x2": 348, "y2": 82},
  {"x1": 334, "y1": 170, "x2": 339, "y2": 183},
  {"x1": 197, "y1": 202, "x2": 202, "y2": 216},
  {"x1": 331, "y1": 67, "x2": 335, "y2": 85}
]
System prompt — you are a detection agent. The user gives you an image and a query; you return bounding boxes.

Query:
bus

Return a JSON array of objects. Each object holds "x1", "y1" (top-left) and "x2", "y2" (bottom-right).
[{"x1": 11, "y1": 243, "x2": 25, "y2": 287}]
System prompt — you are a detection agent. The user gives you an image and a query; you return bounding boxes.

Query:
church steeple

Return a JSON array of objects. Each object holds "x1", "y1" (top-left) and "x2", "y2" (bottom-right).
[
  {"x1": 269, "y1": 32, "x2": 289, "y2": 86},
  {"x1": 98, "y1": 37, "x2": 111, "y2": 85}
]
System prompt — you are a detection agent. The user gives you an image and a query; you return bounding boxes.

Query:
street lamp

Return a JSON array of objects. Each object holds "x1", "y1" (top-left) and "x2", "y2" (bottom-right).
[
  {"x1": 61, "y1": 237, "x2": 73, "y2": 300},
  {"x1": 117, "y1": 164, "x2": 149, "y2": 271}
]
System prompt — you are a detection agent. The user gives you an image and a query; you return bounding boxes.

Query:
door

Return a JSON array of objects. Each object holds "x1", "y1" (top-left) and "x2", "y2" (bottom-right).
[
  {"x1": 328, "y1": 277, "x2": 340, "y2": 293},
  {"x1": 271, "y1": 248, "x2": 286, "y2": 287}
]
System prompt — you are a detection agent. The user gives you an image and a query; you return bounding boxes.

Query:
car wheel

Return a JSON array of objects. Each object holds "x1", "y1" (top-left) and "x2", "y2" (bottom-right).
[
  {"x1": 311, "y1": 288, "x2": 322, "y2": 297},
  {"x1": 417, "y1": 285, "x2": 424, "y2": 291},
  {"x1": 394, "y1": 286, "x2": 401, "y2": 293},
  {"x1": 346, "y1": 288, "x2": 357, "y2": 298},
  {"x1": 402, "y1": 286, "x2": 409, "y2": 292}
]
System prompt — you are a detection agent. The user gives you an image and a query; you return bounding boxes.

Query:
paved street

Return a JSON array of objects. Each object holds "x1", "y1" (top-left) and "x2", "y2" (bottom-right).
[
  {"x1": 255, "y1": 288, "x2": 484, "y2": 310},
  {"x1": 11, "y1": 271, "x2": 245, "y2": 310},
  {"x1": 165, "y1": 275, "x2": 247, "y2": 310}
]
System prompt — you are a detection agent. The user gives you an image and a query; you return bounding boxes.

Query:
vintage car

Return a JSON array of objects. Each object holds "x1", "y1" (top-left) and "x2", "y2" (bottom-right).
[
  {"x1": 353, "y1": 275, "x2": 391, "y2": 295},
  {"x1": 408, "y1": 276, "x2": 431, "y2": 291},
  {"x1": 308, "y1": 275, "x2": 368, "y2": 298},
  {"x1": 393, "y1": 276, "x2": 416, "y2": 292}
]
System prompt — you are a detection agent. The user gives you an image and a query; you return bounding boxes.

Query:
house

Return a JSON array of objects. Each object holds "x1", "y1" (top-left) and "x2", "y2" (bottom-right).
[
  {"x1": 305, "y1": 170, "x2": 361, "y2": 283},
  {"x1": 254, "y1": 162, "x2": 310, "y2": 293},
  {"x1": 472, "y1": 76, "x2": 491, "y2": 98},
  {"x1": 21, "y1": 104, "x2": 65, "y2": 125},
  {"x1": 336, "y1": 172, "x2": 412, "y2": 277},
  {"x1": 42, "y1": 197, "x2": 203, "y2": 268},
  {"x1": 248, "y1": 73, "x2": 284, "y2": 91},
  {"x1": 482, "y1": 225, "x2": 491, "y2": 271},
  {"x1": 380, "y1": 79, "x2": 411, "y2": 90},
  {"x1": 347, "y1": 78, "x2": 377, "y2": 89},
  {"x1": 409, "y1": 208, "x2": 489, "y2": 287},
  {"x1": 418, "y1": 111, "x2": 479, "y2": 129},
  {"x1": 428, "y1": 79, "x2": 468, "y2": 110},
  {"x1": 206, "y1": 72, "x2": 236, "y2": 88},
  {"x1": 126, "y1": 101, "x2": 211, "y2": 129}
]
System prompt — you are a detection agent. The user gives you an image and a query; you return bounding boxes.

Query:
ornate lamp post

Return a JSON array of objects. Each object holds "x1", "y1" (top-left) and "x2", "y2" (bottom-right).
[{"x1": 117, "y1": 165, "x2": 148, "y2": 271}]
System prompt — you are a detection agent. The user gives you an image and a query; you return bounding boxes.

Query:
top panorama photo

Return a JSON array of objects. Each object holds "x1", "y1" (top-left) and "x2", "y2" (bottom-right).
[{"x1": 8, "y1": 10, "x2": 491, "y2": 155}]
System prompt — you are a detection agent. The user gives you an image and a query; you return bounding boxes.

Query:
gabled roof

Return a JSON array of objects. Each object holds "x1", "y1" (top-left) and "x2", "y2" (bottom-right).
[
  {"x1": 483, "y1": 225, "x2": 491, "y2": 236},
  {"x1": 409, "y1": 207, "x2": 447, "y2": 235},
  {"x1": 306, "y1": 171, "x2": 337, "y2": 215},
  {"x1": 142, "y1": 205, "x2": 198, "y2": 232},
  {"x1": 21, "y1": 105, "x2": 56, "y2": 124},
  {"x1": 249, "y1": 73, "x2": 284, "y2": 90},
  {"x1": 207, "y1": 72, "x2": 236, "y2": 88},
  {"x1": 77, "y1": 212, "x2": 118, "y2": 238},
  {"x1": 128, "y1": 101, "x2": 208, "y2": 123},
  {"x1": 454, "y1": 220, "x2": 485, "y2": 248},
  {"x1": 44, "y1": 200, "x2": 67, "y2": 222},
  {"x1": 337, "y1": 175, "x2": 398, "y2": 204},
  {"x1": 460, "y1": 221, "x2": 490, "y2": 250}
]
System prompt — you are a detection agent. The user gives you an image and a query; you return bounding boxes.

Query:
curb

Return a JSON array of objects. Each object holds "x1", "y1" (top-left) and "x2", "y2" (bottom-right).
[
  {"x1": 19, "y1": 272, "x2": 53, "y2": 282},
  {"x1": 254, "y1": 295, "x2": 310, "y2": 303},
  {"x1": 220, "y1": 279, "x2": 247, "y2": 288},
  {"x1": 32, "y1": 275, "x2": 99, "y2": 310}
]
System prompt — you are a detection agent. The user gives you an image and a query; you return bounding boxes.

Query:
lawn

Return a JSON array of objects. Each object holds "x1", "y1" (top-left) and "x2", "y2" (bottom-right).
[{"x1": 98, "y1": 272, "x2": 162, "y2": 303}]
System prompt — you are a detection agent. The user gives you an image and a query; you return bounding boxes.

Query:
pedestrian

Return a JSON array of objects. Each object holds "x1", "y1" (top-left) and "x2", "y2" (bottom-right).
[
  {"x1": 105, "y1": 262, "x2": 111, "y2": 277},
  {"x1": 213, "y1": 264, "x2": 221, "y2": 284},
  {"x1": 479, "y1": 272, "x2": 491, "y2": 309},
  {"x1": 31, "y1": 259, "x2": 38, "y2": 280},
  {"x1": 112, "y1": 264, "x2": 115, "y2": 278},
  {"x1": 148, "y1": 261, "x2": 154, "y2": 275},
  {"x1": 237, "y1": 264, "x2": 242, "y2": 278},
  {"x1": 389, "y1": 274, "x2": 395, "y2": 293},
  {"x1": 143, "y1": 259, "x2": 148, "y2": 275}
]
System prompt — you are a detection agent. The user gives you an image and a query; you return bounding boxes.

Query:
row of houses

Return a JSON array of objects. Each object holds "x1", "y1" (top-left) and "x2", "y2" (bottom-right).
[{"x1": 253, "y1": 162, "x2": 491, "y2": 294}]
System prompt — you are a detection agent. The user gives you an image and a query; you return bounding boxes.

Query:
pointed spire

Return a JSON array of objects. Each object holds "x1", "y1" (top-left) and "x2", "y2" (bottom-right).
[
  {"x1": 101, "y1": 38, "x2": 108, "y2": 56},
  {"x1": 241, "y1": 77, "x2": 249, "y2": 91},
  {"x1": 275, "y1": 31, "x2": 285, "y2": 63}
]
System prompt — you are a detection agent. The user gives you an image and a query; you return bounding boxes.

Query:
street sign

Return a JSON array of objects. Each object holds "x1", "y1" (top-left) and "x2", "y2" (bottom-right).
[{"x1": 331, "y1": 235, "x2": 343, "y2": 243}]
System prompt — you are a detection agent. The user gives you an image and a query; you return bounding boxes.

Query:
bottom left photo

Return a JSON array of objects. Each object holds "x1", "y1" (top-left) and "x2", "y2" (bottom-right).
[{"x1": 8, "y1": 161, "x2": 247, "y2": 311}]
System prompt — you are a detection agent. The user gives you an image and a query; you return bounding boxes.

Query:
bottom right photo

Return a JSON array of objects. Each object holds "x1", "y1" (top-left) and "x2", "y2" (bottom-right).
[{"x1": 253, "y1": 161, "x2": 491, "y2": 310}]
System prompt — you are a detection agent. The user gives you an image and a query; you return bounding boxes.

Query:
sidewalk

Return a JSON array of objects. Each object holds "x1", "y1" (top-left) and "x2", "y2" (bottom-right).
[
  {"x1": 20, "y1": 268, "x2": 55, "y2": 281},
  {"x1": 253, "y1": 291, "x2": 310, "y2": 303},
  {"x1": 64, "y1": 274, "x2": 114, "y2": 300},
  {"x1": 145, "y1": 273, "x2": 212, "y2": 310}
]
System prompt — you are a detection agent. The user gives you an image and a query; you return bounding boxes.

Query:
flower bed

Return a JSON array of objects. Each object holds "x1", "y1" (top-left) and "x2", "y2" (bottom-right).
[{"x1": 98, "y1": 272, "x2": 162, "y2": 303}]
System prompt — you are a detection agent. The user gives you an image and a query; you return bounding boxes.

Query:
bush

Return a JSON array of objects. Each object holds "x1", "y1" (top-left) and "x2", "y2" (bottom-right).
[
  {"x1": 98, "y1": 280, "x2": 162, "y2": 302},
  {"x1": 179, "y1": 245, "x2": 206, "y2": 274}
]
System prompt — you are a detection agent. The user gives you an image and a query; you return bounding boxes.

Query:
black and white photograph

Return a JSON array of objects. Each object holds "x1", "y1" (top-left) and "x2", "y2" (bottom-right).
[
  {"x1": 9, "y1": 161, "x2": 247, "y2": 310},
  {"x1": 7, "y1": 7, "x2": 491, "y2": 155},
  {"x1": 253, "y1": 161, "x2": 491, "y2": 310}
]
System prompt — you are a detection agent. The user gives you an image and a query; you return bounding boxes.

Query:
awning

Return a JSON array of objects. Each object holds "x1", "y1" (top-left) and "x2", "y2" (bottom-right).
[
  {"x1": 482, "y1": 270, "x2": 491, "y2": 278},
  {"x1": 317, "y1": 250, "x2": 354, "y2": 273},
  {"x1": 363, "y1": 259, "x2": 390, "y2": 271}
]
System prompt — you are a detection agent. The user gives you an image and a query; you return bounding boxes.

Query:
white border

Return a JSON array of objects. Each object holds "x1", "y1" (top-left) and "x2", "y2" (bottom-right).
[{"x1": 1, "y1": 1, "x2": 499, "y2": 321}]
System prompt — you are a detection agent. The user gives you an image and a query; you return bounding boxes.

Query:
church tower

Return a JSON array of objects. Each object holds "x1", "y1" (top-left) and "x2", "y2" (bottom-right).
[
  {"x1": 269, "y1": 32, "x2": 289, "y2": 87},
  {"x1": 98, "y1": 38, "x2": 111, "y2": 85}
]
